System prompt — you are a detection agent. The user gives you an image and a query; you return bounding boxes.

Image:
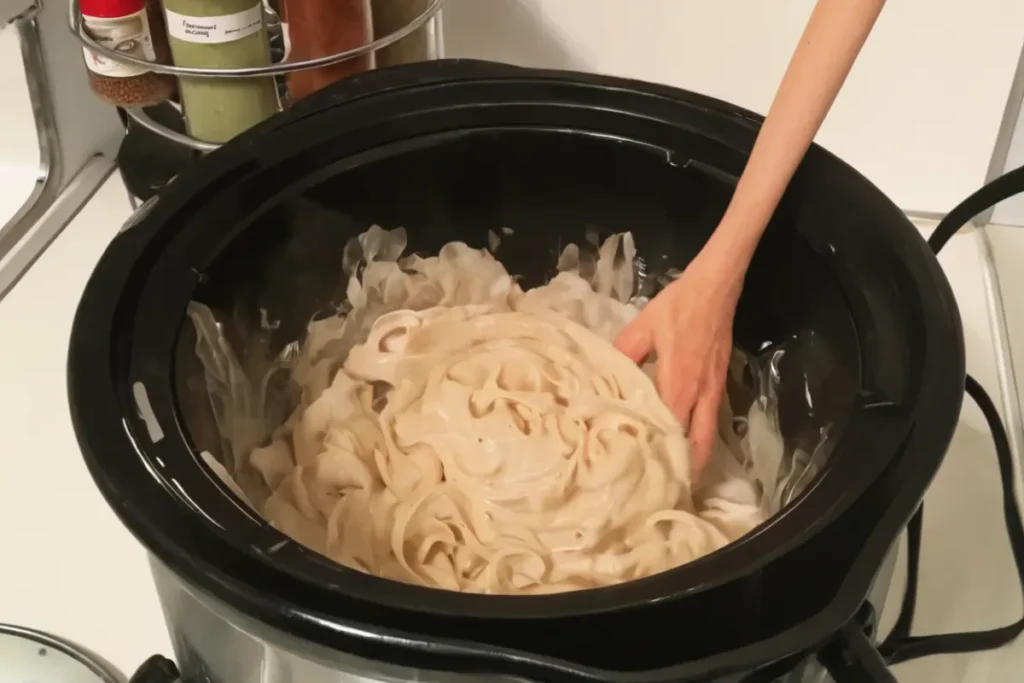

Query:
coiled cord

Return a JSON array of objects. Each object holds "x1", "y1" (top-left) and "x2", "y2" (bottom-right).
[{"x1": 878, "y1": 165, "x2": 1024, "y2": 665}]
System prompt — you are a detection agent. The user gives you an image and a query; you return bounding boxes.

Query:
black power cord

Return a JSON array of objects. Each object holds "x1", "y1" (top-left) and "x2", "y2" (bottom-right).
[
  {"x1": 877, "y1": 164, "x2": 1024, "y2": 666},
  {"x1": 881, "y1": 376, "x2": 1024, "y2": 664}
]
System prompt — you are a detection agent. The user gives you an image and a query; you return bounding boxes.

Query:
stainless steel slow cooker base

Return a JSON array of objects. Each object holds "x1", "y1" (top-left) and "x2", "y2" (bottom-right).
[
  {"x1": 151, "y1": 545, "x2": 900, "y2": 683},
  {"x1": 152, "y1": 557, "x2": 463, "y2": 683}
]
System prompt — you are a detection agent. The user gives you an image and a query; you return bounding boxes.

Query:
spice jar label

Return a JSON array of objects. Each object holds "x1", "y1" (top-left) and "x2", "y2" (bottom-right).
[
  {"x1": 165, "y1": 5, "x2": 264, "y2": 45},
  {"x1": 82, "y1": 9, "x2": 158, "y2": 78}
]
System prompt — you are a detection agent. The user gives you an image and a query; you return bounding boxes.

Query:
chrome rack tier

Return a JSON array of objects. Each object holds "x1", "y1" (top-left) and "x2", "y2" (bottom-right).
[
  {"x1": 68, "y1": 0, "x2": 445, "y2": 151},
  {"x1": 0, "y1": 0, "x2": 122, "y2": 301}
]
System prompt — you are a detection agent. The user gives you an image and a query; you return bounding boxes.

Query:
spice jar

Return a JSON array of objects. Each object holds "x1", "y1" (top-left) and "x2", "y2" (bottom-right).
[
  {"x1": 371, "y1": 0, "x2": 434, "y2": 68},
  {"x1": 163, "y1": 0, "x2": 281, "y2": 144},
  {"x1": 281, "y1": 0, "x2": 373, "y2": 103},
  {"x1": 80, "y1": 0, "x2": 175, "y2": 108}
]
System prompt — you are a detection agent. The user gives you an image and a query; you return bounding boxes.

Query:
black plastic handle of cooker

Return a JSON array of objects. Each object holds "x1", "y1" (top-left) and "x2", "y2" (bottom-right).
[
  {"x1": 129, "y1": 655, "x2": 181, "y2": 683},
  {"x1": 817, "y1": 618, "x2": 897, "y2": 683}
]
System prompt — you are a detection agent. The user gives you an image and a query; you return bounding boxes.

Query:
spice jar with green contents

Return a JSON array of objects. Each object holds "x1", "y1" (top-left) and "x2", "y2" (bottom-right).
[
  {"x1": 371, "y1": 0, "x2": 435, "y2": 67},
  {"x1": 80, "y1": 0, "x2": 175, "y2": 107},
  {"x1": 163, "y1": 0, "x2": 281, "y2": 144}
]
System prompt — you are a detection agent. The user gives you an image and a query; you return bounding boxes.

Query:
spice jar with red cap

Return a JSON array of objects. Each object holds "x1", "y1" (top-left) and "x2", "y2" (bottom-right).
[{"x1": 80, "y1": 0, "x2": 175, "y2": 108}]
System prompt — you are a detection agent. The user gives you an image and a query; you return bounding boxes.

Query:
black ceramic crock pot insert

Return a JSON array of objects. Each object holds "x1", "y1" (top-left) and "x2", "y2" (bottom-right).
[{"x1": 68, "y1": 60, "x2": 965, "y2": 681}]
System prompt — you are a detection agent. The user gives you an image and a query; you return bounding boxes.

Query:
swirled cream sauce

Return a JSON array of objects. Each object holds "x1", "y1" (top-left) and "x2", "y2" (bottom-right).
[{"x1": 248, "y1": 232, "x2": 765, "y2": 594}]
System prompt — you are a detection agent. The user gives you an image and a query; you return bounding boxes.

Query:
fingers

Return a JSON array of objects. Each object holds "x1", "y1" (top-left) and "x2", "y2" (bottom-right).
[
  {"x1": 688, "y1": 388, "x2": 722, "y2": 475},
  {"x1": 614, "y1": 311, "x2": 653, "y2": 364},
  {"x1": 658, "y1": 349, "x2": 698, "y2": 429},
  {"x1": 688, "y1": 343, "x2": 731, "y2": 476}
]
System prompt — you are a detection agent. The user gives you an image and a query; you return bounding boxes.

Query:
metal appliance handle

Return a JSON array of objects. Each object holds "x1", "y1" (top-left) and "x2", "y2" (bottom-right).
[
  {"x1": 129, "y1": 655, "x2": 181, "y2": 683},
  {"x1": 818, "y1": 618, "x2": 898, "y2": 683}
]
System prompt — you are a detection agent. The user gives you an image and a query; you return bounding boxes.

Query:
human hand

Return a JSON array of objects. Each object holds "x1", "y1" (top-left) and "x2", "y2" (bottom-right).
[{"x1": 614, "y1": 246, "x2": 745, "y2": 475}]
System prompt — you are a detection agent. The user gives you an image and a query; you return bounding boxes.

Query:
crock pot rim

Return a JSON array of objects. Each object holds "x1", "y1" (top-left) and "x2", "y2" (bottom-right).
[{"x1": 68, "y1": 59, "x2": 967, "y2": 680}]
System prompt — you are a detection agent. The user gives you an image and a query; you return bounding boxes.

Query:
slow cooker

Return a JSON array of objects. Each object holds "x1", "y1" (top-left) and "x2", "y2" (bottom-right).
[{"x1": 66, "y1": 60, "x2": 1024, "y2": 682}]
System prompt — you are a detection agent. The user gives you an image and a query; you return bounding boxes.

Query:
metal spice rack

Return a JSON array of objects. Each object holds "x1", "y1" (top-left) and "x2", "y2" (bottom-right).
[{"x1": 68, "y1": 0, "x2": 446, "y2": 152}]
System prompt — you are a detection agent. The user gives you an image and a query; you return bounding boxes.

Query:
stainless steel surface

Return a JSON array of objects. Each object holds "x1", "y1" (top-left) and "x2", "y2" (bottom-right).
[
  {"x1": 0, "y1": 18, "x2": 61, "y2": 263},
  {"x1": 975, "y1": 227, "x2": 1024, "y2": 511},
  {"x1": 0, "y1": 0, "x2": 122, "y2": 302},
  {"x1": 0, "y1": 156, "x2": 115, "y2": 298},
  {"x1": 69, "y1": 0, "x2": 445, "y2": 78},
  {"x1": 150, "y1": 558, "x2": 498, "y2": 683},
  {"x1": 149, "y1": 543, "x2": 898, "y2": 683},
  {"x1": 743, "y1": 543, "x2": 898, "y2": 683},
  {"x1": 903, "y1": 210, "x2": 951, "y2": 223},
  {"x1": 124, "y1": 107, "x2": 219, "y2": 153},
  {"x1": 433, "y1": 5, "x2": 444, "y2": 58},
  {"x1": 986, "y1": 39, "x2": 1024, "y2": 227}
]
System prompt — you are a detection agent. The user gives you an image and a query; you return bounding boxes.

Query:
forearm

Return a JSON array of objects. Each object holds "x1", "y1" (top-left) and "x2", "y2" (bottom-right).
[{"x1": 704, "y1": 0, "x2": 886, "y2": 268}]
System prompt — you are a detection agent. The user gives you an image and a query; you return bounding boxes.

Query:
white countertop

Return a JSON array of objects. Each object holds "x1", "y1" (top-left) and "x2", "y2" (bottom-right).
[
  {"x1": 0, "y1": 175, "x2": 1021, "y2": 682},
  {"x1": 0, "y1": 175, "x2": 170, "y2": 673}
]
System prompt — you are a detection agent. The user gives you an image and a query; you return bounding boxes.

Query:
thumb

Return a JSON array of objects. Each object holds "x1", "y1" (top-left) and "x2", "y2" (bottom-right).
[{"x1": 614, "y1": 310, "x2": 653, "y2": 364}]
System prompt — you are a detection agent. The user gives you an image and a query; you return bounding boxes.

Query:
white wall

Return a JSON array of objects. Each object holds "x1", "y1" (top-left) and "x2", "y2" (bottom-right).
[
  {"x1": 0, "y1": 28, "x2": 40, "y2": 228},
  {"x1": 442, "y1": 0, "x2": 1024, "y2": 214}
]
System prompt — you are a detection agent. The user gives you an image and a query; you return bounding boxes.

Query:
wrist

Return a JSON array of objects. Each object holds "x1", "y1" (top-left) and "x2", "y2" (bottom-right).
[
  {"x1": 692, "y1": 235, "x2": 750, "y2": 301},
  {"x1": 702, "y1": 220, "x2": 758, "y2": 275}
]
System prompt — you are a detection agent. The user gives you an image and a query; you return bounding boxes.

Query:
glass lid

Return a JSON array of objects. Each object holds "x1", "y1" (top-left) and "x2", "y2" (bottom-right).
[{"x1": 0, "y1": 624, "x2": 122, "y2": 683}]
